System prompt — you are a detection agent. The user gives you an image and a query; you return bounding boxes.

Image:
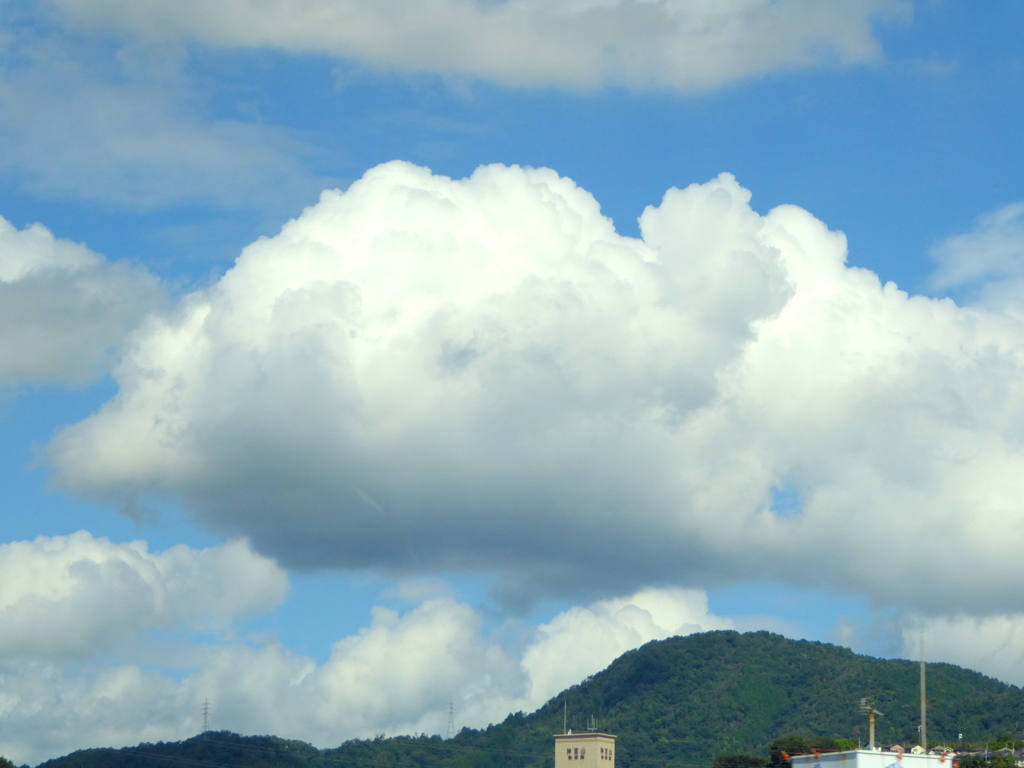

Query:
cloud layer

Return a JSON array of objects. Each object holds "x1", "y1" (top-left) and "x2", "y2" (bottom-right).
[
  {"x1": 0, "y1": 532, "x2": 1017, "y2": 765},
  {"x1": 48, "y1": 162, "x2": 1024, "y2": 616},
  {"x1": 901, "y1": 612, "x2": 1024, "y2": 689},
  {"x1": 0, "y1": 216, "x2": 162, "y2": 386},
  {"x1": 48, "y1": 0, "x2": 906, "y2": 91},
  {"x1": 0, "y1": 582, "x2": 733, "y2": 765}
]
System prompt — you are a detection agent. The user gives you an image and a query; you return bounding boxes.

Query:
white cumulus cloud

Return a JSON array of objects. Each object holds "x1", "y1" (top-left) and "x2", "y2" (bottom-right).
[
  {"x1": 0, "y1": 586, "x2": 736, "y2": 765},
  {"x1": 48, "y1": 161, "x2": 791, "y2": 592},
  {"x1": 0, "y1": 532, "x2": 288, "y2": 660},
  {"x1": 0, "y1": 216, "x2": 163, "y2": 386},
  {"x1": 47, "y1": 161, "x2": 1024, "y2": 618},
  {"x1": 46, "y1": 0, "x2": 908, "y2": 92},
  {"x1": 521, "y1": 588, "x2": 733, "y2": 703}
]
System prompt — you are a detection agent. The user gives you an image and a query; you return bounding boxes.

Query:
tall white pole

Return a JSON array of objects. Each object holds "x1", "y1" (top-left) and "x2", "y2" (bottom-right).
[{"x1": 921, "y1": 631, "x2": 927, "y2": 751}]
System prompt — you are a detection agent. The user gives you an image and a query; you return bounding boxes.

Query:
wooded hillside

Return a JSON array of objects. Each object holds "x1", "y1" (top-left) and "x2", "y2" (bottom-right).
[{"x1": 35, "y1": 631, "x2": 1024, "y2": 768}]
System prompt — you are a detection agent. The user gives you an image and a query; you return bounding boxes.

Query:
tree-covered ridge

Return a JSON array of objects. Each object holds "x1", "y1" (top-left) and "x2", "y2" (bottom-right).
[{"x1": 33, "y1": 631, "x2": 1024, "y2": 768}]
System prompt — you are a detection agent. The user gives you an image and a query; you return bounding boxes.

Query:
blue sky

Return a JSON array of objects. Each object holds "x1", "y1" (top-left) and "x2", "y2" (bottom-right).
[{"x1": 2, "y1": 1, "x2": 1024, "y2": 764}]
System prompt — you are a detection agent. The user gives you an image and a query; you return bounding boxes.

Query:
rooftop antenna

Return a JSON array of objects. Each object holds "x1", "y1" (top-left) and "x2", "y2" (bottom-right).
[
  {"x1": 563, "y1": 700, "x2": 568, "y2": 735},
  {"x1": 446, "y1": 701, "x2": 455, "y2": 740},
  {"x1": 860, "y1": 698, "x2": 883, "y2": 751},
  {"x1": 202, "y1": 699, "x2": 210, "y2": 733},
  {"x1": 588, "y1": 716, "x2": 598, "y2": 732},
  {"x1": 920, "y1": 631, "x2": 927, "y2": 751}
]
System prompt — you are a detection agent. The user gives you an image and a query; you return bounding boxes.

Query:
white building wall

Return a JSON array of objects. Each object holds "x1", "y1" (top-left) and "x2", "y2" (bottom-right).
[{"x1": 793, "y1": 750, "x2": 955, "y2": 768}]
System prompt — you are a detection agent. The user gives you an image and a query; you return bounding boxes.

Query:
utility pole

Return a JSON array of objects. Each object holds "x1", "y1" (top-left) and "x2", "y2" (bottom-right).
[{"x1": 860, "y1": 698, "x2": 883, "y2": 751}]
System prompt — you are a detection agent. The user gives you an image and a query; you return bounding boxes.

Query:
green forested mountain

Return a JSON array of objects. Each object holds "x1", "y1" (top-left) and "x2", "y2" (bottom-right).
[{"x1": 33, "y1": 631, "x2": 1024, "y2": 768}]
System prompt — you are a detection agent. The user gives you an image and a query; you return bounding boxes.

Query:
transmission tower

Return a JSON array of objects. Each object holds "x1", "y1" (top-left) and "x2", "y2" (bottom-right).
[
  {"x1": 446, "y1": 701, "x2": 455, "y2": 739},
  {"x1": 202, "y1": 699, "x2": 210, "y2": 733}
]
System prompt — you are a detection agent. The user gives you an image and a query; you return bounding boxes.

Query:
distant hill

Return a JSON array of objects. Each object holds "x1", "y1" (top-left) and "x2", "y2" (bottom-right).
[{"x1": 35, "y1": 631, "x2": 1024, "y2": 768}]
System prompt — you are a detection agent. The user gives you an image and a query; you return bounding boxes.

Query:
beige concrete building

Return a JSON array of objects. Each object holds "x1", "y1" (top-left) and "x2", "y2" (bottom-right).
[{"x1": 555, "y1": 732, "x2": 616, "y2": 768}]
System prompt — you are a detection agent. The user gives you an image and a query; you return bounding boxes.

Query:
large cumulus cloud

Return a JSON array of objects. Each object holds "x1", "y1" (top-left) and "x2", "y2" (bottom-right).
[
  {"x1": 48, "y1": 161, "x2": 1024, "y2": 615},
  {"x1": 47, "y1": 0, "x2": 906, "y2": 92}
]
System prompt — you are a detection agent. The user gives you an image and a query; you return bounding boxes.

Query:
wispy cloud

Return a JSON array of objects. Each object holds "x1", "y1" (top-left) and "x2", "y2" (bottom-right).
[
  {"x1": 930, "y1": 201, "x2": 1024, "y2": 307},
  {"x1": 46, "y1": 0, "x2": 909, "y2": 92},
  {"x1": 0, "y1": 16, "x2": 329, "y2": 211}
]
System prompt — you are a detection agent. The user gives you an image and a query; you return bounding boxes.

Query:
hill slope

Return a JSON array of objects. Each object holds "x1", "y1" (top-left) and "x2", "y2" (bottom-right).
[{"x1": 36, "y1": 631, "x2": 1024, "y2": 768}]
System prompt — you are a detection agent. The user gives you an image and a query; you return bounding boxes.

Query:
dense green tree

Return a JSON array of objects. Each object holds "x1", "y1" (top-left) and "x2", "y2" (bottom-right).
[{"x1": 714, "y1": 754, "x2": 766, "y2": 768}]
